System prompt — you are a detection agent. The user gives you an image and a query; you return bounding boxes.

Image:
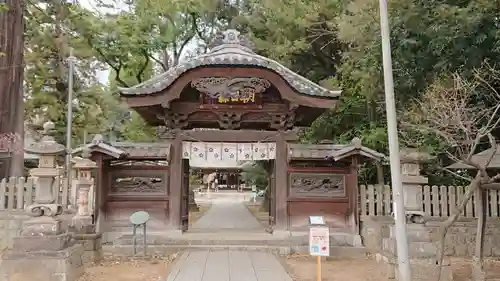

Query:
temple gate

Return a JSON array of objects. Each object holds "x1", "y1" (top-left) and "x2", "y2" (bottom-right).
[{"x1": 72, "y1": 29, "x2": 385, "y2": 242}]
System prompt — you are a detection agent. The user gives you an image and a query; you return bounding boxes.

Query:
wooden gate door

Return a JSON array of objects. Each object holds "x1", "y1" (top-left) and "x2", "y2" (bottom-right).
[{"x1": 181, "y1": 159, "x2": 190, "y2": 231}]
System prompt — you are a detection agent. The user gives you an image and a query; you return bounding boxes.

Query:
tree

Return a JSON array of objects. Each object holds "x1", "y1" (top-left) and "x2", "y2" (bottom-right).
[
  {"x1": 23, "y1": 0, "x2": 115, "y2": 146},
  {"x1": 401, "y1": 66, "x2": 500, "y2": 280},
  {"x1": 0, "y1": 0, "x2": 24, "y2": 178},
  {"x1": 241, "y1": 161, "x2": 270, "y2": 211}
]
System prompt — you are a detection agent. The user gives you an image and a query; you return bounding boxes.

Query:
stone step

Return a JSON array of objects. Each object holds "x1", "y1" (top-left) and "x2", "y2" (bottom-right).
[
  {"x1": 103, "y1": 244, "x2": 368, "y2": 258},
  {"x1": 113, "y1": 236, "x2": 293, "y2": 246},
  {"x1": 112, "y1": 232, "x2": 357, "y2": 247},
  {"x1": 104, "y1": 244, "x2": 288, "y2": 256}
]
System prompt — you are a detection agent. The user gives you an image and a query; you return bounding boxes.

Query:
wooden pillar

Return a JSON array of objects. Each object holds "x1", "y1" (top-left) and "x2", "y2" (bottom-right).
[
  {"x1": 93, "y1": 154, "x2": 105, "y2": 233},
  {"x1": 274, "y1": 132, "x2": 288, "y2": 231},
  {"x1": 168, "y1": 130, "x2": 183, "y2": 230},
  {"x1": 349, "y1": 156, "x2": 362, "y2": 245}
]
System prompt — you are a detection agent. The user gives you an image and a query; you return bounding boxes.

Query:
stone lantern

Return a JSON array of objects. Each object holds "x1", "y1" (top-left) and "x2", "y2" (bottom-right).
[
  {"x1": 21, "y1": 120, "x2": 66, "y2": 237},
  {"x1": 400, "y1": 148, "x2": 433, "y2": 222},
  {"x1": 71, "y1": 148, "x2": 97, "y2": 233},
  {"x1": 1, "y1": 121, "x2": 85, "y2": 281}
]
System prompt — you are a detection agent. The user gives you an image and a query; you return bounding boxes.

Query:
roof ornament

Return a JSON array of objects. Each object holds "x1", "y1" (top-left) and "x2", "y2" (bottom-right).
[
  {"x1": 208, "y1": 29, "x2": 256, "y2": 53},
  {"x1": 91, "y1": 134, "x2": 104, "y2": 145},
  {"x1": 351, "y1": 137, "x2": 362, "y2": 149}
]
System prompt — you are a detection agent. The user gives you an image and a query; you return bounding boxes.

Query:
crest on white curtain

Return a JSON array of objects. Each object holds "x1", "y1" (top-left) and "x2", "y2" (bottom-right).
[{"x1": 182, "y1": 142, "x2": 276, "y2": 161}]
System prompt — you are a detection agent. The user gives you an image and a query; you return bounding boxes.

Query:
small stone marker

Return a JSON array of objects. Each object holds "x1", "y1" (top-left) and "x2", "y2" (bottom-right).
[
  {"x1": 130, "y1": 211, "x2": 150, "y2": 256},
  {"x1": 309, "y1": 216, "x2": 329, "y2": 281}
]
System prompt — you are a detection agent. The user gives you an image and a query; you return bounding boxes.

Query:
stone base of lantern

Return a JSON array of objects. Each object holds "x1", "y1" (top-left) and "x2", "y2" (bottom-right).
[
  {"x1": 73, "y1": 233, "x2": 103, "y2": 264},
  {"x1": 71, "y1": 215, "x2": 95, "y2": 233},
  {"x1": 0, "y1": 242, "x2": 84, "y2": 281},
  {"x1": 12, "y1": 233, "x2": 71, "y2": 252},
  {"x1": 20, "y1": 216, "x2": 64, "y2": 237},
  {"x1": 376, "y1": 224, "x2": 453, "y2": 281}
]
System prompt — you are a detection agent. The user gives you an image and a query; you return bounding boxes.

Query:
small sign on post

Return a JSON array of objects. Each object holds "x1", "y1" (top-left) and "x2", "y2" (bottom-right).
[
  {"x1": 309, "y1": 216, "x2": 329, "y2": 281},
  {"x1": 130, "y1": 210, "x2": 150, "y2": 256}
]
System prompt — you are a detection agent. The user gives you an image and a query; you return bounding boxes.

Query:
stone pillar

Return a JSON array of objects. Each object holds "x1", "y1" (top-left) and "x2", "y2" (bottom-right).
[
  {"x1": 376, "y1": 148, "x2": 452, "y2": 281},
  {"x1": 0, "y1": 121, "x2": 84, "y2": 281},
  {"x1": 70, "y1": 149, "x2": 102, "y2": 264}
]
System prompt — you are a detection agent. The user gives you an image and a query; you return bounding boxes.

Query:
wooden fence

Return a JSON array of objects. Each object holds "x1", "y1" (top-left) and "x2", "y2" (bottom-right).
[
  {"x1": 359, "y1": 184, "x2": 500, "y2": 218},
  {"x1": 0, "y1": 176, "x2": 94, "y2": 213}
]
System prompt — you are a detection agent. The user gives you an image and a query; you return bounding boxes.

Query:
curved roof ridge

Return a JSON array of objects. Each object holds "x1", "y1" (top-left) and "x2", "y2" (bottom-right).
[{"x1": 118, "y1": 29, "x2": 341, "y2": 99}]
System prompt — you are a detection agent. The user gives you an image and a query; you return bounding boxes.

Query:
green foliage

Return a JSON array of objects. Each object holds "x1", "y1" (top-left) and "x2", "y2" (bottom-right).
[
  {"x1": 237, "y1": 0, "x2": 500, "y2": 185},
  {"x1": 20, "y1": 0, "x2": 500, "y2": 187},
  {"x1": 0, "y1": 3, "x2": 9, "y2": 12},
  {"x1": 23, "y1": 0, "x2": 113, "y2": 145},
  {"x1": 121, "y1": 111, "x2": 157, "y2": 142},
  {"x1": 241, "y1": 161, "x2": 269, "y2": 190}
]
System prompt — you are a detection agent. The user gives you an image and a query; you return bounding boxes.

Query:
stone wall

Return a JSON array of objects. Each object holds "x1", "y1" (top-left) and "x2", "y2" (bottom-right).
[
  {"x1": 0, "y1": 211, "x2": 26, "y2": 251},
  {"x1": 360, "y1": 216, "x2": 500, "y2": 257},
  {"x1": 0, "y1": 211, "x2": 74, "y2": 251}
]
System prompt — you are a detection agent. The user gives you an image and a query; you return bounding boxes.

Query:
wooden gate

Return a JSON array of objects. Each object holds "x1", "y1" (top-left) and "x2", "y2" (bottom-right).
[{"x1": 181, "y1": 159, "x2": 190, "y2": 231}]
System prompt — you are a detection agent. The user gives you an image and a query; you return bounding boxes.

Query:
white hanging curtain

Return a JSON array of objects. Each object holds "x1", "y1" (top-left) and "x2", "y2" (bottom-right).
[{"x1": 182, "y1": 142, "x2": 276, "y2": 161}]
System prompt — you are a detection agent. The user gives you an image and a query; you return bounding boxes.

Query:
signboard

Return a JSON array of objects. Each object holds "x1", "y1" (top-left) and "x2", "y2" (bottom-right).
[
  {"x1": 309, "y1": 226, "x2": 330, "y2": 256},
  {"x1": 309, "y1": 216, "x2": 325, "y2": 225}
]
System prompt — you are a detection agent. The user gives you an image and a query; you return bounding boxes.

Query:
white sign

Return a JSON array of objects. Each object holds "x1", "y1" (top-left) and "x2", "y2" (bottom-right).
[
  {"x1": 309, "y1": 226, "x2": 330, "y2": 256},
  {"x1": 309, "y1": 216, "x2": 325, "y2": 225}
]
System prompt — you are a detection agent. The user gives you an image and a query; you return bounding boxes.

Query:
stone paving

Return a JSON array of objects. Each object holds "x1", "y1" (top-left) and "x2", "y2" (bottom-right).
[
  {"x1": 191, "y1": 194, "x2": 264, "y2": 230},
  {"x1": 166, "y1": 250, "x2": 293, "y2": 281},
  {"x1": 164, "y1": 193, "x2": 292, "y2": 281}
]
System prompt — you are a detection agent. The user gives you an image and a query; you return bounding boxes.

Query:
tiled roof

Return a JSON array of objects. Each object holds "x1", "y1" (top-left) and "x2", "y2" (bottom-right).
[
  {"x1": 288, "y1": 138, "x2": 385, "y2": 162},
  {"x1": 72, "y1": 135, "x2": 170, "y2": 159},
  {"x1": 118, "y1": 29, "x2": 341, "y2": 99}
]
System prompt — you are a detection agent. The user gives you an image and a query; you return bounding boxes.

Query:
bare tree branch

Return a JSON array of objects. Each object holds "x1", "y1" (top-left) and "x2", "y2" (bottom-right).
[{"x1": 400, "y1": 64, "x2": 500, "y2": 281}]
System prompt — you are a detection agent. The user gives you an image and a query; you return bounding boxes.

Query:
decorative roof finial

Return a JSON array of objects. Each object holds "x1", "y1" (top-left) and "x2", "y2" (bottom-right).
[
  {"x1": 43, "y1": 120, "x2": 55, "y2": 134},
  {"x1": 351, "y1": 137, "x2": 362, "y2": 149},
  {"x1": 81, "y1": 147, "x2": 91, "y2": 159},
  {"x1": 91, "y1": 134, "x2": 104, "y2": 145},
  {"x1": 208, "y1": 29, "x2": 255, "y2": 52}
]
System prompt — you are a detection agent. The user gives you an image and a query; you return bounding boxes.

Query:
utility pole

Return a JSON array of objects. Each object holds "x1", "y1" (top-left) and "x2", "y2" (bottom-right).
[
  {"x1": 66, "y1": 48, "x2": 75, "y2": 199},
  {"x1": 378, "y1": 0, "x2": 411, "y2": 280}
]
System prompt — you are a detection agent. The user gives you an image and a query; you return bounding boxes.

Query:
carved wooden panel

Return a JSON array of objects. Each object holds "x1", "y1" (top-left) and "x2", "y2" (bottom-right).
[
  {"x1": 109, "y1": 170, "x2": 168, "y2": 195},
  {"x1": 289, "y1": 172, "x2": 345, "y2": 198},
  {"x1": 192, "y1": 77, "x2": 270, "y2": 105}
]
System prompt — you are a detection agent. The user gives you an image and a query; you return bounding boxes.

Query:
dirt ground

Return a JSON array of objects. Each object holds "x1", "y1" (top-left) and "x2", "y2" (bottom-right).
[
  {"x1": 283, "y1": 254, "x2": 500, "y2": 281},
  {"x1": 78, "y1": 255, "x2": 176, "y2": 281}
]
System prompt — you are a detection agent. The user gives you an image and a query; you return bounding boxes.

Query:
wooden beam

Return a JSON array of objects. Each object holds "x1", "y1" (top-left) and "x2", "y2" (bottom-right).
[{"x1": 179, "y1": 130, "x2": 299, "y2": 142}]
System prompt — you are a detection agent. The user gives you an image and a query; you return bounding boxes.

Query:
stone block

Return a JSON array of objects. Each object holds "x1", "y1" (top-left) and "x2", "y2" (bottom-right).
[
  {"x1": 382, "y1": 238, "x2": 438, "y2": 258},
  {"x1": 21, "y1": 217, "x2": 64, "y2": 236},
  {"x1": 73, "y1": 233, "x2": 103, "y2": 264},
  {"x1": 0, "y1": 244, "x2": 84, "y2": 281},
  {"x1": 12, "y1": 233, "x2": 71, "y2": 252},
  {"x1": 376, "y1": 253, "x2": 453, "y2": 281}
]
